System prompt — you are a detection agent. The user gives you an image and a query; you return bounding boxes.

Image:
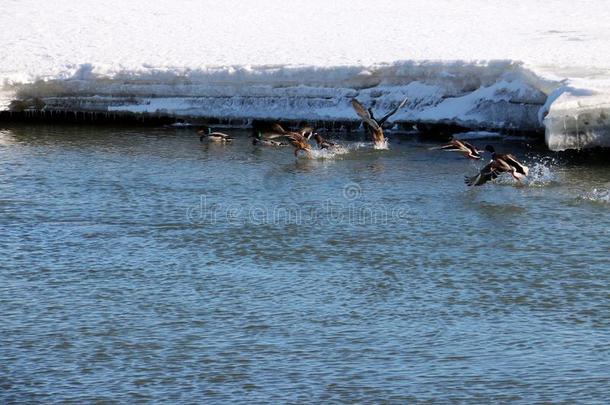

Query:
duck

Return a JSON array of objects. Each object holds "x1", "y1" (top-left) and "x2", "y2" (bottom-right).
[
  {"x1": 465, "y1": 145, "x2": 529, "y2": 186},
  {"x1": 485, "y1": 145, "x2": 529, "y2": 179},
  {"x1": 198, "y1": 127, "x2": 234, "y2": 143},
  {"x1": 286, "y1": 132, "x2": 312, "y2": 157},
  {"x1": 251, "y1": 131, "x2": 288, "y2": 147},
  {"x1": 433, "y1": 138, "x2": 482, "y2": 160},
  {"x1": 269, "y1": 123, "x2": 313, "y2": 157},
  {"x1": 351, "y1": 97, "x2": 408, "y2": 147}
]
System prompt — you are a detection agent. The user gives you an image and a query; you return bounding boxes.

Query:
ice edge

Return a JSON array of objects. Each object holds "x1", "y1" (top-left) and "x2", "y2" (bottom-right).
[{"x1": 4, "y1": 60, "x2": 610, "y2": 151}]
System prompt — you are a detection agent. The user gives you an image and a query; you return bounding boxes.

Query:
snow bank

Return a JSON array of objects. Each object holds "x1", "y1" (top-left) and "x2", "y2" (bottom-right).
[
  {"x1": 10, "y1": 60, "x2": 549, "y2": 132},
  {"x1": 2, "y1": 0, "x2": 610, "y2": 150},
  {"x1": 543, "y1": 80, "x2": 610, "y2": 150}
]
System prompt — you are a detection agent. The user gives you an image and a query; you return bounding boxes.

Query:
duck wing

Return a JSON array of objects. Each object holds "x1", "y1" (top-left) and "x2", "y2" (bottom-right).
[
  {"x1": 465, "y1": 161, "x2": 501, "y2": 186},
  {"x1": 286, "y1": 132, "x2": 311, "y2": 148},
  {"x1": 502, "y1": 154, "x2": 529, "y2": 176},
  {"x1": 437, "y1": 139, "x2": 466, "y2": 152},
  {"x1": 377, "y1": 97, "x2": 409, "y2": 126},
  {"x1": 351, "y1": 99, "x2": 380, "y2": 130},
  {"x1": 463, "y1": 140, "x2": 481, "y2": 155},
  {"x1": 267, "y1": 124, "x2": 297, "y2": 141},
  {"x1": 461, "y1": 140, "x2": 482, "y2": 159}
]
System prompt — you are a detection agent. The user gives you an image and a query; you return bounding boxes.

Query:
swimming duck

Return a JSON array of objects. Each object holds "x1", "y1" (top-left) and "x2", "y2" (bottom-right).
[
  {"x1": 465, "y1": 145, "x2": 529, "y2": 186},
  {"x1": 252, "y1": 131, "x2": 288, "y2": 146},
  {"x1": 433, "y1": 138, "x2": 483, "y2": 160},
  {"x1": 351, "y1": 97, "x2": 408, "y2": 147},
  {"x1": 198, "y1": 127, "x2": 234, "y2": 143}
]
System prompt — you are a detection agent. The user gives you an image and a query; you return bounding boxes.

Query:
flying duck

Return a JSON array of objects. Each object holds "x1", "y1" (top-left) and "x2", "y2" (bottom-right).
[
  {"x1": 433, "y1": 138, "x2": 483, "y2": 160},
  {"x1": 286, "y1": 132, "x2": 312, "y2": 157},
  {"x1": 351, "y1": 97, "x2": 408, "y2": 148},
  {"x1": 465, "y1": 145, "x2": 529, "y2": 186},
  {"x1": 268, "y1": 123, "x2": 315, "y2": 156},
  {"x1": 485, "y1": 145, "x2": 529, "y2": 179}
]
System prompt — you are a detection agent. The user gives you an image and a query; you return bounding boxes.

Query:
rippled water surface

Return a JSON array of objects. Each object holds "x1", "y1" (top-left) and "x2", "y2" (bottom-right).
[{"x1": 1, "y1": 125, "x2": 609, "y2": 403}]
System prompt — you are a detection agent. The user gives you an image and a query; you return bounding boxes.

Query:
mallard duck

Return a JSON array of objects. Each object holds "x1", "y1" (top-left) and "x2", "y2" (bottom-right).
[
  {"x1": 269, "y1": 123, "x2": 313, "y2": 156},
  {"x1": 198, "y1": 127, "x2": 234, "y2": 143},
  {"x1": 251, "y1": 131, "x2": 288, "y2": 146},
  {"x1": 465, "y1": 145, "x2": 529, "y2": 186},
  {"x1": 432, "y1": 138, "x2": 482, "y2": 160},
  {"x1": 351, "y1": 97, "x2": 408, "y2": 147},
  {"x1": 484, "y1": 145, "x2": 529, "y2": 179},
  {"x1": 286, "y1": 132, "x2": 312, "y2": 157}
]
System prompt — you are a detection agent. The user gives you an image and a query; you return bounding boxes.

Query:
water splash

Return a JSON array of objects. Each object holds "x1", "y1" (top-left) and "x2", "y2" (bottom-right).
[
  {"x1": 522, "y1": 161, "x2": 557, "y2": 187},
  {"x1": 494, "y1": 156, "x2": 557, "y2": 187},
  {"x1": 349, "y1": 142, "x2": 371, "y2": 150},
  {"x1": 305, "y1": 142, "x2": 372, "y2": 159},
  {"x1": 579, "y1": 187, "x2": 610, "y2": 205},
  {"x1": 373, "y1": 140, "x2": 389, "y2": 150}
]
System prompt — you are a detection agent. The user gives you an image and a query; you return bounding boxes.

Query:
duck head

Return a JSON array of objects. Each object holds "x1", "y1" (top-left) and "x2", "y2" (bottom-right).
[
  {"x1": 484, "y1": 145, "x2": 496, "y2": 156},
  {"x1": 251, "y1": 131, "x2": 263, "y2": 144},
  {"x1": 197, "y1": 126, "x2": 211, "y2": 141}
]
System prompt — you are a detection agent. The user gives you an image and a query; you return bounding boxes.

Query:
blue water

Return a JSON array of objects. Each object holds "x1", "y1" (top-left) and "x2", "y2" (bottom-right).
[{"x1": 1, "y1": 125, "x2": 609, "y2": 403}]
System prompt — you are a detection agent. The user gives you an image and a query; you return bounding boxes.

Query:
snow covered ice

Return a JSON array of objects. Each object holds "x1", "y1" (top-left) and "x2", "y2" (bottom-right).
[{"x1": 2, "y1": 0, "x2": 610, "y2": 151}]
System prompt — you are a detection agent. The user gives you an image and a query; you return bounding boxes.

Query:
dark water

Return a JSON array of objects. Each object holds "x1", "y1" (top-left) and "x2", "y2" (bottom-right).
[{"x1": 1, "y1": 125, "x2": 609, "y2": 403}]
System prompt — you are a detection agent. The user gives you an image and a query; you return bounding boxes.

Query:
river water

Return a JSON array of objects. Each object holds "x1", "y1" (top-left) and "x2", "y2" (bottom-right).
[{"x1": 1, "y1": 125, "x2": 609, "y2": 403}]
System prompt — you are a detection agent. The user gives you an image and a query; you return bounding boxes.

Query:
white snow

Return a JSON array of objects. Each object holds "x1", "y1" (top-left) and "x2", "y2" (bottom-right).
[
  {"x1": 2, "y1": 0, "x2": 610, "y2": 150},
  {"x1": 543, "y1": 79, "x2": 610, "y2": 150}
]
